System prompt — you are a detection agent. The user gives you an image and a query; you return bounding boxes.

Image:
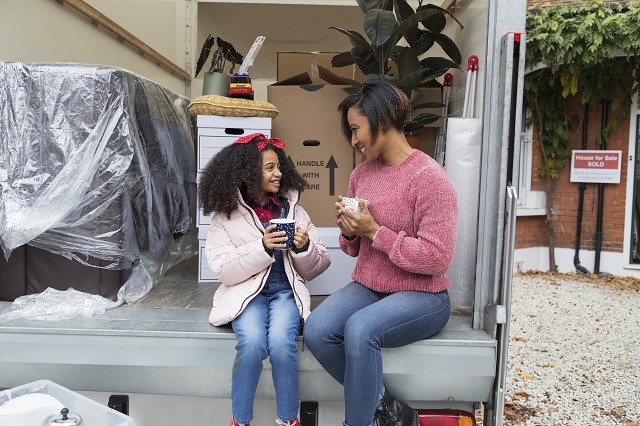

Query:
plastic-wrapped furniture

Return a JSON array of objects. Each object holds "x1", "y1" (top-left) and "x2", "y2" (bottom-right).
[{"x1": 0, "y1": 62, "x2": 197, "y2": 302}]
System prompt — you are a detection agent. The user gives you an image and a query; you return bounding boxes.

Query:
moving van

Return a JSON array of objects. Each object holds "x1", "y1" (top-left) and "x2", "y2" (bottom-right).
[{"x1": 0, "y1": 1, "x2": 526, "y2": 425}]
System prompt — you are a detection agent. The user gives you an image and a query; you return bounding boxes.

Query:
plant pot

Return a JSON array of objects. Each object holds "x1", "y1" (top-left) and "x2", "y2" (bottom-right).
[
  {"x1": 406, "y1": 135, "x2": 421, "y2": 149},
  {"x1": 202, "y1": 72, "x2": 231, "y2": 96}
]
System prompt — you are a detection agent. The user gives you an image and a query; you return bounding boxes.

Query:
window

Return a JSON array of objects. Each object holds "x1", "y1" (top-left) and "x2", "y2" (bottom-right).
[{"x1": 517, "y1": 109, "x2": 546, "y2": 216}]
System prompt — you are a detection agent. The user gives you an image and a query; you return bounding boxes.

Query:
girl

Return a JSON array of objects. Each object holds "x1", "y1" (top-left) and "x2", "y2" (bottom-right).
[
  {"x1": 304, "y1": 82, "x2": 458, "y2": 426},
  {"x1": 198, "y1": 133, "x2": 331, "y2": 426}
]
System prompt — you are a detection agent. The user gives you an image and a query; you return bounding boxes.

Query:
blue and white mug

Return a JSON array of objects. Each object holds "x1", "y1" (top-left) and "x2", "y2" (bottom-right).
[{"x1": 269, "y1": 218, "x2": 305, "y2": 250}]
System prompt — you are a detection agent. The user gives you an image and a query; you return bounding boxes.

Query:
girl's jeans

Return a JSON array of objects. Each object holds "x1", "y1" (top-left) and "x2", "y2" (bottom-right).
[
  {"x1": 304, "y1": 281, "x2": 451, "y2": 426},
  {"x1": 231, "y1": 274, "x2": 301, "y2": 424}
]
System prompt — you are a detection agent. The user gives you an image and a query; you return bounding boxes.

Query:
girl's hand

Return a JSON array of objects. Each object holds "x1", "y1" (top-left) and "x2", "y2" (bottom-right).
[
  {"x1": 263, "y1": 224, "x2": 287, "y2": 250},
  {"x1": 293, "y1": 224, "x2": 309, "y2": 249}
]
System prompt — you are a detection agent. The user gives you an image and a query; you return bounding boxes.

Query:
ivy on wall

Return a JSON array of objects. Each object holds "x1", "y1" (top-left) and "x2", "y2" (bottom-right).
[{"x1": 525, "y1": 0, "x2": 640, "y2": 270}]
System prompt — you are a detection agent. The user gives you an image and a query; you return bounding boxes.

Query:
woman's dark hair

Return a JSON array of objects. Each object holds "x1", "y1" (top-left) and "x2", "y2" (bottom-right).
[
  {"x1": 338, "y1": 82, "x2": 410, "y2": 142},
  {"x1": 198, "y1": 138, "x2": 307, "y2": 218}
]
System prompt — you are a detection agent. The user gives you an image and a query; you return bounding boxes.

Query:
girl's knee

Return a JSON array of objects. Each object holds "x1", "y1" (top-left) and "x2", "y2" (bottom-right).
[{"x1": 238, "y1": 333, "x2": 268, "y2": 358}]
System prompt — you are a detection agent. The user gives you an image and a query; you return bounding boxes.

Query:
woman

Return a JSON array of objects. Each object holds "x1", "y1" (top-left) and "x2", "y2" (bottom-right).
[{"x1": 304, "y1": 82, "x2": 458, "y2": 426}]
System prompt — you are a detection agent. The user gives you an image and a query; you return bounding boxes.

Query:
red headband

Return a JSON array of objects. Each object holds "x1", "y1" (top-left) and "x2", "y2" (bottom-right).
[{"x1": 231, "y1": 133, "x2": 286, "y2": 151}]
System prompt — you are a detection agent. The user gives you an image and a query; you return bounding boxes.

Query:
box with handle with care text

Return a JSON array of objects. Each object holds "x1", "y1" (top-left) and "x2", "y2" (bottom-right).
[{"x1": 267, "y1": 70, "x2": 356, "y2": 228}]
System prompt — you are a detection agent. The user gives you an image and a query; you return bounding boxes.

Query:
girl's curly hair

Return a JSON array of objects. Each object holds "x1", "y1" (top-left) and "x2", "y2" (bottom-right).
[{"x1": 198, "y1": 139, "x2": 308, "y2": 218}]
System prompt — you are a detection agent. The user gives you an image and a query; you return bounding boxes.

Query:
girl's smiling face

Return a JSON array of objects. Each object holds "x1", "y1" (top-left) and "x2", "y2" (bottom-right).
[
  {"x1": 258, "y1": 149, "x2": 282, "y2": 204},
  {"x1": 348, "y1": 107, "x2": 376, "y2": 160}
]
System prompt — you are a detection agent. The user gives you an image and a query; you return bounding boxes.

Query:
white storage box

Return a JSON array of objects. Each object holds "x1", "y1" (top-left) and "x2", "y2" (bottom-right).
[
  {"x1": 196, "y1": 115, "x2": 272, "y2": 171},
  {"x1": 0, "y1": 380, "x2": 134, "y2": 426},
  {"x1": 308, "y1": 228, "x2": 357, "y2": 295},
  {"x1": 199, "y1": 239, "x2": 218, "y2": 283}
]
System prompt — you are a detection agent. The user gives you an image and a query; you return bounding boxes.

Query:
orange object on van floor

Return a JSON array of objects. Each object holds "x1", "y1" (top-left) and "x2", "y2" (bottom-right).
[{"x1": 417, "y1": 409, "x2": 476, "y2": 426}]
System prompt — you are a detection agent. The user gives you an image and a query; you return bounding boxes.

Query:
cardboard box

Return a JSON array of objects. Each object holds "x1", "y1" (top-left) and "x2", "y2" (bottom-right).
[
  {"x1": 268, "y1": 73, "x2": 355, "y2": 228},
  {"x1": 277, "y1": 51, "x2": 366, "y2": 84}
]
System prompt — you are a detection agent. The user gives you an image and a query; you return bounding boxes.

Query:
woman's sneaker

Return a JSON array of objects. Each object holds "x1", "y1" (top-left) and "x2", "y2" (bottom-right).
[
  {"x1": 375, "y1": 389, "x2": 419, "y2": 426},
  {"x1": 275, "y1": 417, "x2": 300, "y2": 426},
  {"x1": 230, "y1": 418, "x2": 249, "y2": 426}
]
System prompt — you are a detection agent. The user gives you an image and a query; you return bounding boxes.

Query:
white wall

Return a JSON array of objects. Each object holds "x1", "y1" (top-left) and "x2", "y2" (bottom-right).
[
  {"x1": 514, "y1": 246, "x2": 640, "y2": 278},
  {"x1": 0, "y1": 0, "x2": 189, "y2": 95}
]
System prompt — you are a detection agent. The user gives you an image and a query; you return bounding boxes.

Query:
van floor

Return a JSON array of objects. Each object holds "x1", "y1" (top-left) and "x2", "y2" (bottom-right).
[{"x1": 129, "y1": 255, "x2": 326, "y2": 310}]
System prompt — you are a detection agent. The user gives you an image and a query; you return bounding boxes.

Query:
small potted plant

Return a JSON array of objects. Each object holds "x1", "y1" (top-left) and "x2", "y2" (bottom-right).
[{"x1": 194, "y1": 35, "x2": 245, "y2": 96}]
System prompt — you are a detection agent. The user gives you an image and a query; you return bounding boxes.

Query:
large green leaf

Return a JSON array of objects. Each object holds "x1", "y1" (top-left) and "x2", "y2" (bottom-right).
[
  {"x1": 423, "y1": 33, "x2": 462, "y2": 65},
  {"x1": 419, "y1": 57, "x2": 460, "y2": 70},
  {"x1": 329, "y1": 27, "x2": 372, "y2": 51},
  {"x1": 403, "y1": 113, "x2": 440, "y2": 133},
  {"x1": 331, "y1": 51, "x2": 356, "y2": 68},
  {"x1": 381, "y1": 34, "x2": 400, "y2": 73},
  {"x1": 396, "y1": 46, "x2": 421, "y2": 79},
  {"x1": 418, "y1": 8, "x2": 446, "y2": 33},
  {"x1": 389, "y1": 45, "x2": 404, "y2": 66},
  {"x1": 415, "y1": 30, "x2": 435, "y2": 56},
  {"x1": 364, "y1": 9, "x2": 397, "y2": 47},
  {"x1": 417, "y1": 4, "x2": 464, "y2": 30},
  {"x1": 411, "y1": 112, "x2": 441, "y2": 124},
  {"x1": 366, "y1": 73, "x2": 398, "y2": 84},
  {"x1": 394, "y1": 0, "x2": 418, "y2": 47},
  {"x1": 397, "y1": 68, "x2": 431, "y2": 92},
  {"x1": 398, "y1": 67, "x2": 448, "y2": 92},
  {"x1": 412, "y1": 101, "x2": 446, "y2": 109},
  {"x1": 357, "y1": 0, "x2": 392, "y2": 14},
  {"x1": 352, "y1": 46, "x2": 381, "y2": 76},
  {"x1": 356, "y1": 0, "x2": 379, "y2": 15},
  {"x1": 391, "y1": 8, "x2": 446, "y2": 41}
]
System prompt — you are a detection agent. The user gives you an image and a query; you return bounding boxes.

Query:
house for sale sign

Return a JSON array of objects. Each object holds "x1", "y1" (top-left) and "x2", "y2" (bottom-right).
[{"x1": 570, "y1": 150, "x2": 622, "y2": 183}]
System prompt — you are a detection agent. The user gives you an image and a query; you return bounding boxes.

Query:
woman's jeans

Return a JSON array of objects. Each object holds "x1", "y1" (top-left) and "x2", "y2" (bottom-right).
[
  {"x1": 231, "y1": 274, "x2": 302, "y2": 424},
  {"x1": 304, "y1": 281, "x2": 451, "y2": 426}
]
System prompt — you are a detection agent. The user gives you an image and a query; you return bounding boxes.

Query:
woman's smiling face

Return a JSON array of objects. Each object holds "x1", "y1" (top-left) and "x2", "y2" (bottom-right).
[{"x1": 348, "y1": 107, "x2": 376, "y2": 160}]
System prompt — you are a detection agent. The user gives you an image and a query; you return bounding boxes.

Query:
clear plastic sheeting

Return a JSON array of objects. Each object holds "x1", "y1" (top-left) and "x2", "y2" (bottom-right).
[
  {"x1": 0, "y1": 62, "x2": 197, "y2": 303},
  {"x1": 0, "y1": 288, "x2": 121, "y2": 323}
]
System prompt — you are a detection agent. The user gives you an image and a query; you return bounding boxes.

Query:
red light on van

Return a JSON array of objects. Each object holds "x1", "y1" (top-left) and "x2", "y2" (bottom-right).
[{"x1": 417, "y1": 409, "x2": 476, "y2": 426}]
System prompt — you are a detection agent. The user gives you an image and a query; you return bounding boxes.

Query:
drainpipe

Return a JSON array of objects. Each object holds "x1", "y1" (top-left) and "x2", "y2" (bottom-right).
[
  {"x1": 574, "y1": 103, "x2": 591, "y2": 275},
  {"x1": 594, "y1": 100, "x2": 609, "y2": 277}
]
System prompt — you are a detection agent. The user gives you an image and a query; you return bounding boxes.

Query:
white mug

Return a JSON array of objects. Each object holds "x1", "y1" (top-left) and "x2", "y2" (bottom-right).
[{"x1": 342, "y1": 197, "x2": 368, "y2": 213}]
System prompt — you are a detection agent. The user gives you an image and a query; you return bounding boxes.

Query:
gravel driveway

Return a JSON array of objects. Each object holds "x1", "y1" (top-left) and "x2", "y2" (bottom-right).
[{"x1": 504, "y1": 272, "x2": 640, "y2": 425}]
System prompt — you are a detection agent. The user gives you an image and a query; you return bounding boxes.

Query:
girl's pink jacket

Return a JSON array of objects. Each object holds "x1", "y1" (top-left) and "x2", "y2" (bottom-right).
[{"x1": 205, "y1": 189, "x2": 331, "y2": 326}]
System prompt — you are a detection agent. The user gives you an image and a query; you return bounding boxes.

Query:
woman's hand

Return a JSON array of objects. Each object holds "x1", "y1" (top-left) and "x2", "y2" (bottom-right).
[
  {"x1": 263, "y1": 224, "x2": 287, "y2": 250},
  {"x1": 293, "y1": 225, "x2": 309, "y2": 249},
  {"x1": 336, "y1": 196, "x2": 379, "y2": 240}
]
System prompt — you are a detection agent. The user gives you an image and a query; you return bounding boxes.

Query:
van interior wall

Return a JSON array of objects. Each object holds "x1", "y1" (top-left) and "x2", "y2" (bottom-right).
[
  {"x1": 443, "y1": 0, "x2": 489, "y2": 119},
  {"x1": 194, "y1": 3, "x2": 363, "y2": 100},
  {"x1": 0, "y1": 0, "x2": 187, "y2": 95}
]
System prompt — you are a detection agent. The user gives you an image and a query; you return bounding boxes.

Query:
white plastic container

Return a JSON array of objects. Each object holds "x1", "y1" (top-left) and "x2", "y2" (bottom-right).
[{"x1": 0, "y1": 380, "x2": 134, "y2": 426}]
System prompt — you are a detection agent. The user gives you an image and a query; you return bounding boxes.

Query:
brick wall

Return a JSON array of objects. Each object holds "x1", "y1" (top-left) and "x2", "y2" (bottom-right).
[{"x1": 515, "y1": 87, "x2": 632, "y2": 253}]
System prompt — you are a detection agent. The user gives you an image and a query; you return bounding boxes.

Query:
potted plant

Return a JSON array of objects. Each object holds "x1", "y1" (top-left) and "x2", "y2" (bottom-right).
[
  {"x1": 329, "y1": 0, "x2": 463, "y2": 141},
  {"x1": 194, "y1": 35, "x2": 245, "y2": 96}
]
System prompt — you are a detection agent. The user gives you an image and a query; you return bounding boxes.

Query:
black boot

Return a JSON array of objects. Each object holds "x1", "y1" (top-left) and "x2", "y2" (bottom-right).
[{"x1": 375, "y1": 388, "x2": 419, "y2": 426}]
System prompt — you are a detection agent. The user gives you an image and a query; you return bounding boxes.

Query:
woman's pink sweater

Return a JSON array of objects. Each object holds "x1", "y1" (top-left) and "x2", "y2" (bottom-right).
[{"x1": 339, "y1": 150, "x2": 458, "y2": 293}]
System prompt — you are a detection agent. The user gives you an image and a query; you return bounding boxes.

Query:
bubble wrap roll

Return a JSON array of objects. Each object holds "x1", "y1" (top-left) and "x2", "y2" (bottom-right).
[{"x1": 444, "y1": 118, "x2": 482, "y2": 314}]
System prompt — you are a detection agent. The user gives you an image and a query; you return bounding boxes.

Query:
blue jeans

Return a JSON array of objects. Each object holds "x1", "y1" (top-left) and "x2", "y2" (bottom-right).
[
  {"x1": 231, "y1": 275, "x2": 302, "y2": 424},
  {"x1": 304, "y1": 281, "x2": 451, "y2": 426}
]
